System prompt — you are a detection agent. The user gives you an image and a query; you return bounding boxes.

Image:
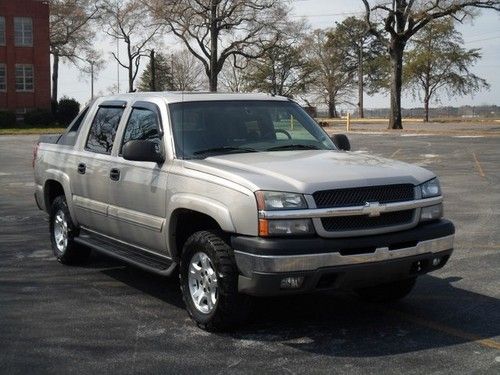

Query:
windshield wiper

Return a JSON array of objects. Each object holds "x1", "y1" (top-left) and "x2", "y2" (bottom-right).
[
  {"x1": 193, "y1": 146, "x2": 258, "y2": 156},
  {"x1": 266, "y1": 144, "x2": 320, "y2": 151}
]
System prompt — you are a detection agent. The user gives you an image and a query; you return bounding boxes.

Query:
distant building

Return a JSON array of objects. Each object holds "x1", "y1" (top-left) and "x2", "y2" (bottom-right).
[{"x1": 0, "y1": 0, "x2": 50, "y2": 117}]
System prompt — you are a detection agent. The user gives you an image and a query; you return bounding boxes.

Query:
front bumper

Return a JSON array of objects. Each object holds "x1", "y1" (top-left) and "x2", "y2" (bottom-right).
[{"x1": 231, "y1": 219, "x2": 455, "y2": 296}]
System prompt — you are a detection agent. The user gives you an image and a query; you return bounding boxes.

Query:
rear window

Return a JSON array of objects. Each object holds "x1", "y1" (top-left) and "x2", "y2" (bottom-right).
[{"x1": 85, "y1": 106, "x2": 124, "y2": 154}]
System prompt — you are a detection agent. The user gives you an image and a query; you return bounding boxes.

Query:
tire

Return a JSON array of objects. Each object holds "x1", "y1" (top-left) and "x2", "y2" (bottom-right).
[
  {"x1": 180, "y1": 230, "x2": 250, "y2": 331},
  {"x1": 49, "y1": 195, "x2": 90, "y2": 265},
  {"x1": 356, "y1": 277, "x2": 417, "y2": 303}
]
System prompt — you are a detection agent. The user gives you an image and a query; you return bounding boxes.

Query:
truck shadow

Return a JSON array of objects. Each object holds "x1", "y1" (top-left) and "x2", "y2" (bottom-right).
[{"x1": 96, "y1": 253, "x2": 499, "y2": 357}]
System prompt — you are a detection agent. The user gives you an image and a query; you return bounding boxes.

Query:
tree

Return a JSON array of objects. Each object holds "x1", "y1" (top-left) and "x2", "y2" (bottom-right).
[
  {"x1": 49, "y1": 0, "x2": 100, "y2": 107},
  {"x1": 138, "y1": 52, "x2": 174, "y2": 92},
  {"x1": 101, "y1": 0, "x2": 161, "y2": 93},
  {"x1": 334, "y1": 17, "x2": 389, "y2": 118},
  {"x1": 404, "y1": 19, "x2": 489, "y2": 122},
  {"x1": 307, "y1": 29, "x2": 357, "y2": 118},
  {"x1": 171, "y1": 49, "x2": 207, "y2": 91},
  {"x1": 244, "y1": 20, "x2": 314, "y2": 97},
  {"x1": 148, "y1": 0, "x2": 284, "y2": 92},
  {"x1": 219, "y1": 55, "x2": 249, "y2": 92},
  {"x1": 362, "y1": 0, "x2": 500, "y2": 129}
]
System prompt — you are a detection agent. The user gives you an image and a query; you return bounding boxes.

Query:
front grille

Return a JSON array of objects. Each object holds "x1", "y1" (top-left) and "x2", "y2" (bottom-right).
[
  {"x1": 321, "y1": 209, "x2": 415, "y2": 232},
  {"x1": 313, "y1": 184, "x2": 415, "y2": 208}
]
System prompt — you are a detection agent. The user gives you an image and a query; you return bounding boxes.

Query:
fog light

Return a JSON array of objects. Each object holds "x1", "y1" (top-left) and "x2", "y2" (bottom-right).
[
  {"x1": 280, "y1": 276, "x2": 304, "y2": 289},
  {"x1": 432, "y1": 257, "x2": 441, "y2": 267},
  {"x1": 420, "y1": 204, "x2": 443, "y2": 221}
]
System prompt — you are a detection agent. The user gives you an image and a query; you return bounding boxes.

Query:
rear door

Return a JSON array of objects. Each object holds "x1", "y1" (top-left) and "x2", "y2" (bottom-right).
[
  {"x1": 71, "y1": 101, "x2": 127, "y2": 235},
  {"x1": 105, "y1": 101, "x2": 168, "y2": 253}
]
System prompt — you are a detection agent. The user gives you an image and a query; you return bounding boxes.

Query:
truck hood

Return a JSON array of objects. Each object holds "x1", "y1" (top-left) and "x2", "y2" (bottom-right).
[{"x1": 184, "y1": 150, "x2": 435, "y2": 194}]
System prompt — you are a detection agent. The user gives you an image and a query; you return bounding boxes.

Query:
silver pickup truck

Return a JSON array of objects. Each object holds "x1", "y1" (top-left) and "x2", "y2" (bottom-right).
[{"x1": 34, "y1": 92, "x2": 455, "y2": 330}]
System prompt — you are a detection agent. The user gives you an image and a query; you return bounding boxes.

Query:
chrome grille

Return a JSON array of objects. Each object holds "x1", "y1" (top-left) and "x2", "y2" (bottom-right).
[
  {"x1": 313, "y1": 184, "x2": 415, "y2": 208},
  {"x1": 321, "y1": 209, "x2": 415, "y2": 232}
]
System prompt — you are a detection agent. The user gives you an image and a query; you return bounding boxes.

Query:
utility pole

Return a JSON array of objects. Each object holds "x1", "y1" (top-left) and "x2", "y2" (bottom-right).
[{"x1": 150, "y1": 49, "x2": 156, "y2": 91}]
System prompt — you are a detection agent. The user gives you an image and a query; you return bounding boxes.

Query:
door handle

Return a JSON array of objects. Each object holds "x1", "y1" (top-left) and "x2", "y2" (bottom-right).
[
  {"x1": 77, "y1": 163, "x2": 86, "y2": 175},
  {"x1": 109, "y1": 168, "x2": 120, "y2": 181}
]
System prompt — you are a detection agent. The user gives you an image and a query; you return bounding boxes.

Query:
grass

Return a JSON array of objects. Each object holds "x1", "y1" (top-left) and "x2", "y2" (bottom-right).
[{"x1": 0, "y1": 127, "x2": 65, "y2": 135}]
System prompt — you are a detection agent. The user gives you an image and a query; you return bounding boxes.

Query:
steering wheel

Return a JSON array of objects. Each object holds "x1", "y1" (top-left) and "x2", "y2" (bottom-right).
[{"x1": 275, "y1": 129, "x2": 292, "y2": 139}]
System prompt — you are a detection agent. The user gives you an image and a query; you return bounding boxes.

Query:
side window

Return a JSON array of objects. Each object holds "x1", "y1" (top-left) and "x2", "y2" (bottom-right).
[
  {"x1": 121, "y1": 108, "x2": 160, "y2": 149},
  {"x1": 85, "y1": 107, "x2": 124, "y2": 154}
]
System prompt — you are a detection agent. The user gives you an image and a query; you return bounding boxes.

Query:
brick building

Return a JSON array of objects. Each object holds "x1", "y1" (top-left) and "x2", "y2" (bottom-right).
[{"x1": 0, "y1": 0, "x2": 50, "y2": 115}]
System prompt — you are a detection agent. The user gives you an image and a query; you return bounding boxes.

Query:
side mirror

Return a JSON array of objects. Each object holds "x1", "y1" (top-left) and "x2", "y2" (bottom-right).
[
  {"x1": 331, "y1": 134, "x2": 351, "y2": 151},
  {"x1": 122, "y1": 140, "x2": 165, "y2": 163}
]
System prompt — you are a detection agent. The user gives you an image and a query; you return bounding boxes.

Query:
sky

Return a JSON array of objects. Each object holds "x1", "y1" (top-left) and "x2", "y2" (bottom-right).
[{"x1": 57, "y1": 0, "x2": 500, "y2": 110}]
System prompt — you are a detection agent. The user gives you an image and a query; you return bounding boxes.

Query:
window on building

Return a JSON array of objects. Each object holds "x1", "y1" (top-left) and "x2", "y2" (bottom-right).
[
  {"x1": 14, "y1": 17, "x2": 33, "y2": 47},
  {"x1": 15, "y1": 64, "x2": 34, "y2": 91},
  {"x1": 0, "y1": 17, "x2": 5, "y2": 46},
  {"x1": 0, "y1": 64, "x2": 6, "y2": 91},
  {"x1": 85, "y1": 106, "x2": 125, "y2": 154}
]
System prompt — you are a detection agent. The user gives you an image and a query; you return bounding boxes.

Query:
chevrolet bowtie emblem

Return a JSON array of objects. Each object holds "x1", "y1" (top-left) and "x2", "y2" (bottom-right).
[{"x1": 364, "y1": 201, "x2": 382, "y2": 217}]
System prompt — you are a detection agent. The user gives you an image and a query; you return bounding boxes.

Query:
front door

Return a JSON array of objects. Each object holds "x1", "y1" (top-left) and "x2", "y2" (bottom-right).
[{"x1": 105, "y1": 102, "x2": 168, "y2": 253}]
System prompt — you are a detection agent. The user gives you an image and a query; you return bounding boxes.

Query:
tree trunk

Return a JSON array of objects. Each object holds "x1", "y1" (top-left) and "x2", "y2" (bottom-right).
[
  {"x1": 209, "y1": 1, "x2": 218, "y2": 92},
  {"x1": 424, "y1": 95, "x2": 430, "y2": 122},
  {"x1": 51, "y1": 52, "x2": 59, "y2": 112},
  {"x1": 388, "y1": 42, "x2": 405, "y2": 129},
  {"x1": 357, "y1": 44, "x2": 364, "y2": 118},
  {"x1": 328, "y1": 95, "x2": 337, "y2": 118}
]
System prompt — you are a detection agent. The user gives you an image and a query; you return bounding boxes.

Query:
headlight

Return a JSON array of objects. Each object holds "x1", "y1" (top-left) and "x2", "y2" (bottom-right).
[
  {"x1": 420, "y1": 178, "x2": 441, "y2": 198},
  {"x1": 259, "y1": 218, "x2": 314, "y2": 236},
  {"x1": 255, "y1": 191, "x2": 307, "y2": 210}
]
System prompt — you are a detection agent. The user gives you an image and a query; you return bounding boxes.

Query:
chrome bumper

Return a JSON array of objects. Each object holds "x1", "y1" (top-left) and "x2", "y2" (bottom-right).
[{"x1": 234, "y1": 234, "x2": 454, "y2": 276}]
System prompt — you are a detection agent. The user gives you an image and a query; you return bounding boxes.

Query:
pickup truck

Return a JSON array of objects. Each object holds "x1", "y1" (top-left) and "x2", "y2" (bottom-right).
[{"x1": 34, "y1": 92, "x2": 455, "y2": 330}]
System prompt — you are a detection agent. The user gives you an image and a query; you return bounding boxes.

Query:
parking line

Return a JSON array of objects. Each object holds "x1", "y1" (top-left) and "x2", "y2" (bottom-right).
[
  {"x1": 472, "y1": 152, "x2": 486, "y2": 178},
  {"x1": 375, "y1": 306, "x2": 500, "y2": 350},
  {"x1": 390, "y1": 148, "x2": 402, "y2": 158}
]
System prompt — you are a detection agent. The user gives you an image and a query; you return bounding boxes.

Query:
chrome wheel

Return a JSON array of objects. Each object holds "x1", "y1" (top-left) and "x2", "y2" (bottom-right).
[
  {"x1": 188, "y1": 252, "x2": 218, "y2": 314},
  {"x1": 53, "y1": 210, "x2": 68, "y2": 253}
]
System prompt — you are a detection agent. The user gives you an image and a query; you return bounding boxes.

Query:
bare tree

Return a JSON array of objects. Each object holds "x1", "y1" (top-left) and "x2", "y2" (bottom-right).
[
  {"x1": 171, "y1": 49, "x2": 207, "y2": 91},
  {"x1": 49, "y1": 0, "x2": 100, "y2": 106},
  {"x1": 307, "y1": 29, "x2": 357, "y2": 118},
  {"x1": 244, "y1": 19, "x2": 314, "y2": 98},
  {"x1": 362, "y1": 0, "x2": 500, "y2": 129},
  {"x1": 219, "y1": 55, "x2": 249, "y2": 92},
  {"x1": 148, "y1": 0, "x2": 285, "y2": 92},
  {"x1": 101, "y1": 0, "x2": 161, "y2": 92}
]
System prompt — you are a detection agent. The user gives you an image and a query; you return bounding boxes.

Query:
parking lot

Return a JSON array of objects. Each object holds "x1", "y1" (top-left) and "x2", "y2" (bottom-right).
[{"x1": 0, "y1": 133, "x2": 499, "y2": 374}]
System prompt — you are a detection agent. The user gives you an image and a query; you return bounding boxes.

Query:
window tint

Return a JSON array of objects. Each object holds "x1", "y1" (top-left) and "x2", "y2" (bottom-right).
[
  {"x1": 14, "y1": 17, "x2": 33, "y2": 46},
  {"x1": 85, "y1": 107, "x2": 124, "y2": 154},
  {"x1": 122, "y1": 108, "x2": 160, "y2": 148}
]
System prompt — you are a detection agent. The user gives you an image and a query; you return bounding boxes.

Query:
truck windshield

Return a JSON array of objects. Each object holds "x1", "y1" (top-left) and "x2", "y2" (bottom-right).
[{"x1": 169, "y1": 100, "x2": 336, "y2": 159}]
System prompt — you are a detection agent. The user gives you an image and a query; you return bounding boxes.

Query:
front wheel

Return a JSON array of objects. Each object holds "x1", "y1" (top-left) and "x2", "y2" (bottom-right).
[
  {"x1": 356, "y1": 277, "x2": 417, "y2": 303},
  {"x1": 180, "y1": 231, "x2": 250, "y2": 331},
  {"x1": 49, "y1": 195, "x2": 90, "y2": 265}
]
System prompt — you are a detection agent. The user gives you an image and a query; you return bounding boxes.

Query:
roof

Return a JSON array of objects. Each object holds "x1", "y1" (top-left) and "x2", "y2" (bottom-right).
[{"x1": 96, "y1": 92, "x2": 291, "y2": 105}]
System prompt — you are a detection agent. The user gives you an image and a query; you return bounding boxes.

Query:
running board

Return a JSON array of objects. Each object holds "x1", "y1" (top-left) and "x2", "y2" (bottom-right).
[{"x1": 75, "y1": 230, "x2": 177, "y2": 276}]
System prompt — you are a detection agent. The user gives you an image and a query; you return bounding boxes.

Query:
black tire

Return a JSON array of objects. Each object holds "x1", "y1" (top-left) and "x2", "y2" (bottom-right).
[
  {"x1": 180, "y1": 230, "x2": 250, "y2": 331},
  {"x1": 356, "y1": 277, "x2": 417, "y2": 303},
  {"x1": 49, "y1": 195, "x2": 90, "y2": 265}
]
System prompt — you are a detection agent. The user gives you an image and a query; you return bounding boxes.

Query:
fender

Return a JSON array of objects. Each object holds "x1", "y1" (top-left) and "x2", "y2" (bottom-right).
[
  {"x1": 43, "y1": 169, "x2": 79, "y2": 225},
  {"x1": 167, "y1": 193, "x2": 236, "y2": 234}
]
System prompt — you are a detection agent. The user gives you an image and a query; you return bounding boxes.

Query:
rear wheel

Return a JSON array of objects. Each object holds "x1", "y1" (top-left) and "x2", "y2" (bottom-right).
[
  {"x1": 180, "y1": 231, "x2": 250, "y2": 331},
  {"x1": 356, "y1": 277, "x2": 417, "y2": 303},
  {"x1": 50, "y1": 195, "x2": 90, "y2": 265}
]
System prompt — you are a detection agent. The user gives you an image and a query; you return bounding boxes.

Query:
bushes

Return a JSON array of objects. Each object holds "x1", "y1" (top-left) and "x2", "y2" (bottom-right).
[
  {"x1": 24, "y1": 109, "x2": 55, "y2": 127},
  {"x1": 0, "y1": 111, "x2": 16, "y2": 129},
  {"x1": 56, "y1": 97, "x2": 80, "y2": 126}
]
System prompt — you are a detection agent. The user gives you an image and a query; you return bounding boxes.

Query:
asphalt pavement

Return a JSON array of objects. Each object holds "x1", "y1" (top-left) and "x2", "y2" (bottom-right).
[{"x1": 0, "y1": 133, "x2": 499, "y2": 374}]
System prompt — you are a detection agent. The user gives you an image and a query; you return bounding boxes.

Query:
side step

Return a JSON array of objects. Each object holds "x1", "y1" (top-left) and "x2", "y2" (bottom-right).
[{"x1": 75, "y1": 229, "x2": 177, "y2": 276}]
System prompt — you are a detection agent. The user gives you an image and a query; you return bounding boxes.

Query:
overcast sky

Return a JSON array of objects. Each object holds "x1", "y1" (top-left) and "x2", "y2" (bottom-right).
[{"x1": 57, "y1": 0, "x2": 500, "y2": 109}]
